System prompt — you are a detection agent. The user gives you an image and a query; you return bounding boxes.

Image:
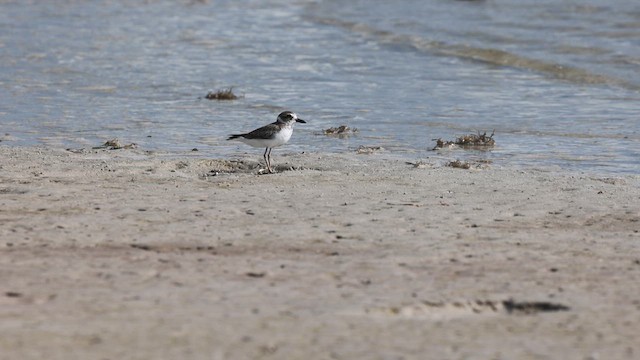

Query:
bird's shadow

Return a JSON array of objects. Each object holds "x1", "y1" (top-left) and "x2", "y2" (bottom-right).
[{"x1": 202, "y1": 159, "x2": 321, "y2": 177}]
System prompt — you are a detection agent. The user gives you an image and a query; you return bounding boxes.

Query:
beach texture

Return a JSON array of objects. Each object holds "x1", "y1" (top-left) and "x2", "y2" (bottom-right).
[{"x1": 1, "y1": 146, "x2": 639, "y2": 359}]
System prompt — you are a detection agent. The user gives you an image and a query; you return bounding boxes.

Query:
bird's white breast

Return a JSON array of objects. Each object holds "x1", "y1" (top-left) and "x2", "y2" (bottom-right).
[{"x1": 271, "y1": 126, "x2": 293, "y2": 147}]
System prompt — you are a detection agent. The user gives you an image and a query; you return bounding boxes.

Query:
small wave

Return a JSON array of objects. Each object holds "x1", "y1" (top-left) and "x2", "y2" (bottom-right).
[{"x1": 310, "y1": 16, "x2": 640, "y2": 91}]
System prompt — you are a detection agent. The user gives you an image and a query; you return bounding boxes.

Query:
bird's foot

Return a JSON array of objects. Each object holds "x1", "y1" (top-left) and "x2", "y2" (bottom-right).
[{"x1": 257, "y1": 167, "x2": 276, "y2": 175}]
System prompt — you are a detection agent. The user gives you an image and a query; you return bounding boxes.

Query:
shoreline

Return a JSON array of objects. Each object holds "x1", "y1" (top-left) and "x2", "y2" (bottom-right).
[{"x1": 1, "y1": 145, "x2": 639, "y2": 359}]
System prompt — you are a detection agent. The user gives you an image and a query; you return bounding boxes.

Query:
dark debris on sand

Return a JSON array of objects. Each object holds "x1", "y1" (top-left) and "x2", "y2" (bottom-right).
[
  {"x1": 447, "y1": 159, "x2": 492, "y2": 170},
  {"x1": 448, "y1": 160, "x2": 472, "y2": 169},
  {"x1": 93, "y1": 139, "x2": 138, "y2": 150}
]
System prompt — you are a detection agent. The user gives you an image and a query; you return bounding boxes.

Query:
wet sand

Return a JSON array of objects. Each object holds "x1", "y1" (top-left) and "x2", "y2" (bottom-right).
[{"x1": 1, "y1": 146, "x2": 639, "y2": 359}]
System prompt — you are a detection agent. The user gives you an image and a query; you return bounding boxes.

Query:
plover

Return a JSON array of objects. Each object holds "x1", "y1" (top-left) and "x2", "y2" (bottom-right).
[{"x1": 227, "y1": 111, "x2": 306, "y2": 173}]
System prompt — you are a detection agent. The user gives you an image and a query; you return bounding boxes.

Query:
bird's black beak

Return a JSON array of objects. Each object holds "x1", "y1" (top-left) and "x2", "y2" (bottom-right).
[{"x1": 296, "y1": 118, "x2": 306, "y2": 123}]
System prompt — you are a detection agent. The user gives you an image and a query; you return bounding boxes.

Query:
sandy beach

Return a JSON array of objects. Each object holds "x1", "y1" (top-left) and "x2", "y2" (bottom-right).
[{"x1": 1, "y1": 145, "x2": 639, "y2": 359}]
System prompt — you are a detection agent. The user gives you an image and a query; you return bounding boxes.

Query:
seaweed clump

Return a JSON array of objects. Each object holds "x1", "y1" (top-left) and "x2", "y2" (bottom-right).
[
  {"x1": 323, "y1": 125, "x2": 358, "y2": 137},
  {"x1": 433, "y1": 130, "x2": 495, "y2": 150},
  {"x1": 205, "y1": 87, "x2": 239, "y2": 100}
]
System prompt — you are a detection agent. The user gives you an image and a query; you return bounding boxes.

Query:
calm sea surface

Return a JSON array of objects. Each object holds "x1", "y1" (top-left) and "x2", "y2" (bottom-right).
[{"x1": 1, "y1": 0, "x2": 639, "y2": 174}]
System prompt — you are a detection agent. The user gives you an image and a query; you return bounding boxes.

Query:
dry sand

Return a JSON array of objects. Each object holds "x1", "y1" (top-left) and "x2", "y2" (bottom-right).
[{"x1": 1, "y1": 145, "x2": 639, "y2": 359}]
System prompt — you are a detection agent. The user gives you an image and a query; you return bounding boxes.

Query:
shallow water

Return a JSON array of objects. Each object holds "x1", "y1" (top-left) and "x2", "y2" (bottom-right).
[{"x1": 1, "y1": 0, "x2": 639, "y2": 174}]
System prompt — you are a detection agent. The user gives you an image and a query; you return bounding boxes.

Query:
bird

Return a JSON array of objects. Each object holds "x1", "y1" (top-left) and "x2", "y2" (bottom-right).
[{"x1": 227, "y1": 111, "x2": 306, "y2": 173}]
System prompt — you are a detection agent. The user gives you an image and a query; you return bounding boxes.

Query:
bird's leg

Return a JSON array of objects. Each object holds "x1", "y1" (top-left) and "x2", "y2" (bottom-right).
[
  {"x1": 267, "y1": 148, "x2": 274, "y2": 173},
  {"x1": 263, "y1": 147, "x2": 270, "y2": 172}
]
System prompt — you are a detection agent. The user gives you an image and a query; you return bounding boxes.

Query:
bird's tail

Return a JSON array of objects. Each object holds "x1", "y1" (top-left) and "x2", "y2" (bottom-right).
[{"x1": 227, "y1": 134, "x2": 244, "y2": 140}]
